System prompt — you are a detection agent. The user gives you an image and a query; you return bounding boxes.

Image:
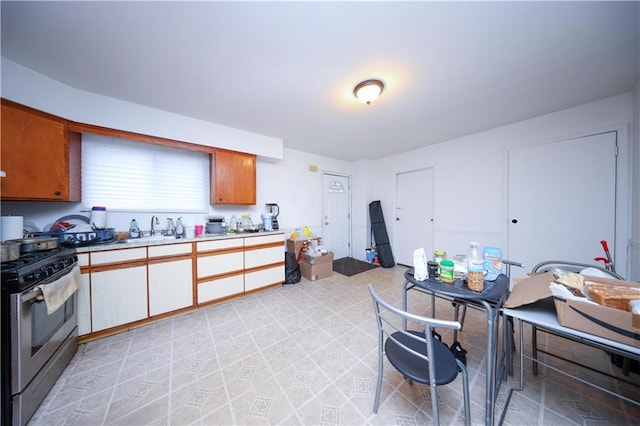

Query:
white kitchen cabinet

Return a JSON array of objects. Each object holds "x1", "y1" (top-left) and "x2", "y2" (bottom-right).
[
  {"x1": 243, "y1": 234, "x2": 285, "y2": 292},
  {"x1": 245, "y1": 266, "x2": 284, "y2": 292},
  {"x1": 90, "y1": 264, "x2": 147, "y2": 332},
  {"x1": 198, "y1": 274, "x2": 244, "y2": 304},
  {"x1": 89, "y1": 247, "x2": 147, "y2": 332},
  {"x1": 77, "y1": 233, "x2": 285, "y2": 341},
  {"x1": 196, "y1": 238, "x2": 244, "y2": 304},
  {"x1": 75, "y1": 253, "x2": 91, "y2": 336},
  {"x1": 148, "y1": 243, "x2": 193, "y2": 316},
  {"x1": 91, "y1": 247, "x2": 146, "y2": 264}
]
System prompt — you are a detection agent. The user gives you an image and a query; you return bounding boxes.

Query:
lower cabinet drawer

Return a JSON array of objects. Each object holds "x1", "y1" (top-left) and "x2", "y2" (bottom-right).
[
  {"x1": 198, "y1": 274, "x2": 244, "y2": 304},
  {"x1": 245, "y1": 265, "x2": 284, "y2": 292},
  {"x1": 197, "y1": 252, "x2": 243, "y2": 278}
]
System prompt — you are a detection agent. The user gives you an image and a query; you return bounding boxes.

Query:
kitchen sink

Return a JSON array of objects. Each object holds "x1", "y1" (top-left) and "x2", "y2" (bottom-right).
[{"x1": 125, "y1": 235, "x2": 176, "y2": 244}]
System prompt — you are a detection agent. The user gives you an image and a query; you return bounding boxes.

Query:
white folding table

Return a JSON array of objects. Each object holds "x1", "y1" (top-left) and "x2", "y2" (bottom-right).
[{"x1": 498, "y1": 298, "x2": 640, "y2": 425}]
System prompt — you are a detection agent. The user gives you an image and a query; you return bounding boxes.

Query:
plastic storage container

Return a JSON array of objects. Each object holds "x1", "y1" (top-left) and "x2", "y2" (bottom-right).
[
  {"x1": 90, "y1": 206, "x2": 107, "y2": 229},
  {"x1": 466, "y1": 242, "x2": 484, "y2": 291},
  {"x1": 261, "y1": 213, "x2": 274, "y2": 231}
]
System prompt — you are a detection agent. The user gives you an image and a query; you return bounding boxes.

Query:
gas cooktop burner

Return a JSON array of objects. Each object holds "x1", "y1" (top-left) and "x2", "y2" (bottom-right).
[
  {"x1": 2, "y1": 247, "x2": 71, "y2": 270},
  {"x1": 1, "y1": 247, "x2": 77, "y2": 292}
]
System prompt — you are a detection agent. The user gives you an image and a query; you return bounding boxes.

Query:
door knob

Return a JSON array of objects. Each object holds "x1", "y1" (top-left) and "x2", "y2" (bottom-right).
[{"x1": 511, "y1": 219, "x2": 518, "y2": 224}]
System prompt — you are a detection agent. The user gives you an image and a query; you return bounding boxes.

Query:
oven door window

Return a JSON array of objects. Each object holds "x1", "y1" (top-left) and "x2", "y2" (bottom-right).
[{"x1": 31, "y1": 297, "x2": 74, "y2": 356}]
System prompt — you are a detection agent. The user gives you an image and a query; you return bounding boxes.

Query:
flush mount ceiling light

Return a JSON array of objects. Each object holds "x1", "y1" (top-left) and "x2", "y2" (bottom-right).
[{"x1": 353, "y1": 79, "x2": 384, "y2": 105}]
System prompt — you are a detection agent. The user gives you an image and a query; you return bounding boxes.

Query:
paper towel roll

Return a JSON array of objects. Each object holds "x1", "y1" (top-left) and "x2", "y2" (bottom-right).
[{"x1": 1, "y1": 216, "x2": 24, "y2": 241}]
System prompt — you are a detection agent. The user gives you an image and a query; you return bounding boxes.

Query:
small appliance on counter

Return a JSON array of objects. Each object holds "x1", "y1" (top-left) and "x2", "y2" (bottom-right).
[
  {"x1": 265, "y1": 203, "x2": 279, "y2": 230},
  {"x1": 206, "y1": 217, "x2": 225, "y2": 234}
]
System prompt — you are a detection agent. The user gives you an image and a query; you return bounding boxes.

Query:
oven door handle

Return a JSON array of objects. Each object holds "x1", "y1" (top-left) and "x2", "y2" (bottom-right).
[{"x1": 21, "y1": 287, "x2": 44, "y2": 304}]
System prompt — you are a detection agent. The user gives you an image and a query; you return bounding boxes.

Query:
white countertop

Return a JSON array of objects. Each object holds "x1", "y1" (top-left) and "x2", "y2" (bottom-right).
[{"x1": 75, "y1": 231, "x2": 285, "y2": 253}]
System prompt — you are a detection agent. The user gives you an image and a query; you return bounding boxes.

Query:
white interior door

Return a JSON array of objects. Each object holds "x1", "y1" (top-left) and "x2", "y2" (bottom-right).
[
  {"x1": 508, "y1": 132, "x2": 617, "y2": 275},
  {"x1": 395, "y1": 168, "x2": 434, "y2": 266},
  {"x1": 321, "y1": 173, "x2": 351, "y2": 259}
]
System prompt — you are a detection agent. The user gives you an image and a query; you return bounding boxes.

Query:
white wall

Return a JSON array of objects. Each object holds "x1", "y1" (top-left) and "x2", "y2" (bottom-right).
[
  {"x1": 362, "y1": 94, "x2": 635, "y2": 278},
  {"x1": 0, "y1": 148, "x2": 351, "y2": 239},
  {"x1": 1, "y1": 58, "x2": 284, "y2": 159},
  {"x1": 1, "y1": 57, "x2": 353, "y2": 238},
  {"x1": 2, "y1": 57, "x2": 637, "y2": 275},
  {"x1": 254, "y1": 148, "x2": 352, "y2": 237},
  {"x1": 631, "y1": 76, "x2": 640, "y2": 281}
]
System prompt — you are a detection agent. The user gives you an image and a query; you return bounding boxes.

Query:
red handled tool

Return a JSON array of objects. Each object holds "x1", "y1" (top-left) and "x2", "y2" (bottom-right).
[{"x1": 597, "y1": 240, "x2": 615, "y2": 273}]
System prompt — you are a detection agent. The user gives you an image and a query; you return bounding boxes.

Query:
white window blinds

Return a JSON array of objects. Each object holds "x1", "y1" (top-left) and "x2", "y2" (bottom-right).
[{"x1": 82, "y1": 134, "x2": 209, "y2": 212}]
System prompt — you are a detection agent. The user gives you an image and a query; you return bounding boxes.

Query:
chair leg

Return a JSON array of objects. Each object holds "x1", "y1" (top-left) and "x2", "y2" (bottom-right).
[
  {"x1": 458, "y1": 360, "x2": 471, "y2": 426},
  {"x1": 532, "y1": 325, "x2": 539, "y2": 376},
  {"x1": 453, "y1": 302, "x2": 467, "y2": 342},
  {"x1": 621, "y1": 356, "x2": 631, "y2": 376},
  {"x1": 373, "y1": 354, "x2": 384, "y2": 414},
  {"x1": 458, "y1": 304, "x2": 467, "y2": 330}
]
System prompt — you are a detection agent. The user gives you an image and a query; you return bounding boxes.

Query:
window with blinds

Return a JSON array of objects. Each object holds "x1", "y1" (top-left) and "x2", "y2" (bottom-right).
[{"x1": 81, "y1": 134, "x2": 209, "y2": 212}]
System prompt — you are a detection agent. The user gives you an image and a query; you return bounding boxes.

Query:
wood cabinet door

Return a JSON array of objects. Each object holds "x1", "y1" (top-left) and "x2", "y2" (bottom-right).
[
  {"x1": 211, "y1": 149, "x2": 256, "y2": 205},
  {"x1": 0, "y1": 100, "x2": 80, "y2": 201}
]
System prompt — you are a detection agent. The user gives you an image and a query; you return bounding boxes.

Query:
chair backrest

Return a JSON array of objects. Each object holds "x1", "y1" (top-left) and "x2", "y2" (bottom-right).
[
  {"x1": 368, "y1": 284, "x2": 471, "y2": 426},
  {"x1": 367, "y1": 284, "x2": 461, "y2": 372},
  {"x1": 531, "y1": 260, "x2": 623, "y2": 280}
]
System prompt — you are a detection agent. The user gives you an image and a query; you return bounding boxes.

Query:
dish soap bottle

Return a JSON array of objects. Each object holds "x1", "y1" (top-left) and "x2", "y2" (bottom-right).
[
  {"x1": 466, "y1": 242, "x2": 484, "y2": 292},
  {"x1": 175, "y1": 217, "x2": 184, "y2": 238},
  {"x1": 129, "y1": 219, "x2": 140, "y2": 239},
  {"x1": 165, "y1": 218, "x2": 175, "y2": 236}
]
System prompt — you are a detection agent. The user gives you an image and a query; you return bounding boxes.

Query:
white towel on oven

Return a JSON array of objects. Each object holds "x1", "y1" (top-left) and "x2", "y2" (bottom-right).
[{"x1": 36, "y1": 265, "x2": 81, "y2": 315}]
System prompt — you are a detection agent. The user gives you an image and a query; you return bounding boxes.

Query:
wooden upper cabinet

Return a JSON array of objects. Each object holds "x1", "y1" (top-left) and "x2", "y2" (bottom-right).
[
  {"x1": 1, "y1": 99, "x2": 81, "y2": 201},
  {"x1": 211, "y1": 148, "x2": 256, "y2": 205}
]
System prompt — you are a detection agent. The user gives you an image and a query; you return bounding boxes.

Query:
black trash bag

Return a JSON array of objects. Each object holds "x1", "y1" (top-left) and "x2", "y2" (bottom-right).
[{"x1": 284, "y1": 252, "x2": 301, "y2": 284}]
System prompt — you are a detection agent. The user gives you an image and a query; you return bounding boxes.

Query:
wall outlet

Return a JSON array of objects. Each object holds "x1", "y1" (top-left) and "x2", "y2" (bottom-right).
[{"x1": 308, "y1": 165, "x2": 318, "y2": 172}]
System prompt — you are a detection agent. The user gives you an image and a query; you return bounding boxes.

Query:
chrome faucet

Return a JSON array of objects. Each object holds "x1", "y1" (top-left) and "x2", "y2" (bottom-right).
[{"x1": 151, "y1": 215, "x2": 160, "y2": 235}]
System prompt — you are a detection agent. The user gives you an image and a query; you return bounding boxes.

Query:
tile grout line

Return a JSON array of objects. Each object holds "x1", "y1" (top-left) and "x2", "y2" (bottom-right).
[
  {"x1": 100, "y1": 335, "x2": 133, "y2": 425},
  {"x1": 166, "y1": 317, "x2": 174, "y2": 425}
]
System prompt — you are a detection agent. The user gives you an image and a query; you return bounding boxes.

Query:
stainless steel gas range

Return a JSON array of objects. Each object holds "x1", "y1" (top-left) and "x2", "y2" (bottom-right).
[{"x1": 1, "y1": 247, "x2": 79, "y2": 426}]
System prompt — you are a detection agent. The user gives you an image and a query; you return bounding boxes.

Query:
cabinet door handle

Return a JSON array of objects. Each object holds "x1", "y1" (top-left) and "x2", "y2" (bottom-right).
[{"x1": 54, "y1": 191, "x2": 61, "y2": 196}]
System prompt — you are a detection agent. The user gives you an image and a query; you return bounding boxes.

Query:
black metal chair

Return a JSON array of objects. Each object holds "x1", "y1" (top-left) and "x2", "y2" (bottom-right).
[{"x1": 368, "y1": 284, "x2": 471, "y2": 426}]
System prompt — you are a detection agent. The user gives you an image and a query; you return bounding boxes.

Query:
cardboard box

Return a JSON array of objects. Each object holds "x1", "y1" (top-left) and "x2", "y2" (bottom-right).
[
  {"x1": 505, "y1": 272, "x2": 640, "y2": 347},
  {"x1": 286, "y1": 237, "x2": 322, "y2": 259},
  {"x1": 300, "y1": 252, "x2": 333, "y2": 281}
]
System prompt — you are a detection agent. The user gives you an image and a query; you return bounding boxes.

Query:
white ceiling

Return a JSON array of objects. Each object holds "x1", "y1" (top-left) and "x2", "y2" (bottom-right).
[{"x1": 2, "y1": 1, "x2": 638, "y2": 162}]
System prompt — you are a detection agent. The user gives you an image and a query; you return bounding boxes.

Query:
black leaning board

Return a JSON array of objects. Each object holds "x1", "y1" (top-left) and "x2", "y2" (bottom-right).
[{"x1": 369, "y1": 200, "x2": 395, "y2": 268}]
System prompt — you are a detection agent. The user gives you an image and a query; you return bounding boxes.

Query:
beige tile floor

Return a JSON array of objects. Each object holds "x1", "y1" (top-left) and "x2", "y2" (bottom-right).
[{"x1": 30, "y1": 265, "x2": 639, "y2": 425}]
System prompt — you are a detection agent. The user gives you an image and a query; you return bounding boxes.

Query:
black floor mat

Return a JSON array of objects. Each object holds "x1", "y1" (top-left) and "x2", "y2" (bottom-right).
[{"x1": 333, "y1": 257, "x2": 378, "y2": 277}]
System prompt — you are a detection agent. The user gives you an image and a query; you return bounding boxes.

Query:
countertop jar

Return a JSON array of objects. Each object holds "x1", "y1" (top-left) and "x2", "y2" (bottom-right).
[
  {"x1": 90, "y1": 206, "x2": 107, "y2": 229},
  {"x1": 439, "y1": 260, "x2": 455, "y2": 283},
  {"x1": 434, "y1": 250, "x2": 447, "y2": 265}
]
